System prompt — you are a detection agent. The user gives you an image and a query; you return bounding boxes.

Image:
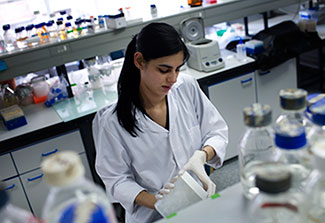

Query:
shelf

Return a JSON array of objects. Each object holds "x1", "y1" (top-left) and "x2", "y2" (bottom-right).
[{"x1": 0, "y1": 0, "x2": 301, "y2": 82}]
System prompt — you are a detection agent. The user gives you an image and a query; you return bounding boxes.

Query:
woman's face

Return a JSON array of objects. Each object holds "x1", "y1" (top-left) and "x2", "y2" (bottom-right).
[{"x1": 135, "y1": 51, "x2": 185, "y2": 100}]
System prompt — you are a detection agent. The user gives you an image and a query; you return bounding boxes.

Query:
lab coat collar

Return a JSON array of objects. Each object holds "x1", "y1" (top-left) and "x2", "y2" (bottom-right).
[{"x1": 135, "y1": 77, "x2": 184, "y2": 133}]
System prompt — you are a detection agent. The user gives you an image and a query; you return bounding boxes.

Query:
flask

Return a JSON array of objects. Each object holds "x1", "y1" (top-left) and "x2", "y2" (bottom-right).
[
  {"x1": 3, "y1": 24, "x2": 16, "y2": 52},
  {"x1": 41, "y1": 151, "x2": 117, "y2": 223},
  {"x1": 307, "y1": 97, "x2": 325, "y2": 146},
  {"x1": 274, "y1": 89, "x2": 312, "y2": 192},
  {"x1": 239, "y1": 103, "x2": 276, "y2": 199},
  {"x1": 303, "y1": 139, "x2": 325, "y2": 222},
  {"x1": 250, "y1": 162, "x2": 303, "y2": 223}
]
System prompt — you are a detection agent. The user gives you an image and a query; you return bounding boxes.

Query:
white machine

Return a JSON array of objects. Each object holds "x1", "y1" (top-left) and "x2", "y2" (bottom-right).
[{"x1": 180, "y1": 17, "x2": 225, "y2": 72}]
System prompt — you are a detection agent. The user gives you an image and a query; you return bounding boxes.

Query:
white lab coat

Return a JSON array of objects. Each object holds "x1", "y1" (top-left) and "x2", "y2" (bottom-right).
[{"x1": 93, "y1": 73, "x2": 228, "y2": 223}]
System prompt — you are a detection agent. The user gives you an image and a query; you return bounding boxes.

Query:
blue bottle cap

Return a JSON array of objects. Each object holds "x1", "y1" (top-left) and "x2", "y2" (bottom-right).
[
  {"x1": 26, "y1": 25, "x2": 33, "y2": 31},
  {"x1": 3, "y1": 24, "x2": 10, "y2": 31},
  {"x1": 59, "y1": 10, "x2": 66, "y2": 15},
  {"x1": 65, "y1": 22, "x2": 71, "y2": 27},
  {"x1": 46, "y1": 22, "x2": 53, "y2": 27},
  {"x1": 67, "y1": 15, "x2": 73, "y2": 20},
  {"x1": 35, "y1": 23, "x2": 42, "y2": 29},
  {"x1": 275, "y1": 132, "x2": 307, "y2": 149},
  {"x1": 15, "y1": 27, "x2": 22, "y2": 33},
  {"x1": 57, "y1": 17, "x2": 64, "y2": 21}
]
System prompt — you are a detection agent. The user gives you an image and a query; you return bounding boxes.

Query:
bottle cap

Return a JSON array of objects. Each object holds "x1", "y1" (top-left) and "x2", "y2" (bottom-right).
[
  {"x1": 279, "y1": 88, "x2": 307, "y2": 110},
  {"x1": 65, "y1": 22, "x2": 71, "y2": 27},
  {"x1": 3, "y1": 24, "x2": 10, "y2": 31},
  {"x1": 59, "y1": 10, "x2": 67, "y2": 15},
  {"x1": 67, "y1": 15, "x2": 73, "y2": 20},
  {"x1": 243, "y1": 103, "x2": 272, "y2": 127},
  {"x1": 15, "y1": 27, "x2": 22, "y2": 33},
  {"x1": 57, "y1": 17, "x2": 64, "y2": 21},
  {"x1": 35, "y1": 23, "x2": 42, "y2": 29},
  {"x1": 310, "y1": 98, "x2": 325, "y2": 126},
  {"x1": 41, "y1": 151, "x2": 85, "y2": 187},
  {"x1": 255, "y1": 162, "x2": 291, "y2": 194},
  {"x1": 311, "y1": 139, "x2": 325, "y2": 171},
  {"x1": 46, "y1": 22, "x2": 53, "y2": 27},
  {"x1": 56, "y1": 20, "x2": 63, "y2": 26},
  {"x1": 26, "y1": 25, "x2": 34, "y2": 31}
]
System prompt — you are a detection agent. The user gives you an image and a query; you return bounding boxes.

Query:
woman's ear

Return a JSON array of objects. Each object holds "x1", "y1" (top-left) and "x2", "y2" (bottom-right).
[{"x1": 134, "y1": 52, "x2": 145, "y2": 70}]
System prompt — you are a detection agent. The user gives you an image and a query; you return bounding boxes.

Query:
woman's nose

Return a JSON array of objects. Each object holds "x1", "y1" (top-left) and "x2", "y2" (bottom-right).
[{"x1": 167, "y1": 71, "x2": 178, "y2": 83}]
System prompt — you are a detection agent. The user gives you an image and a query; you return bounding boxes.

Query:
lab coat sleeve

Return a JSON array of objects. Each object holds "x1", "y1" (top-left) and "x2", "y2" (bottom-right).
[
  {"x1": 93, "y1": 113, "x2": 145, "y2": 214},
  {"x1": 190, "y1": 77, "x2": 228, "y2": 168}
]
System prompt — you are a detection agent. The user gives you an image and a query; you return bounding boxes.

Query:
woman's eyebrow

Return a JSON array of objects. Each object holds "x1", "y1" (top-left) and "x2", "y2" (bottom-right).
[{"x1": 158, "y1": 63, "x2": 184, "y2": 69}]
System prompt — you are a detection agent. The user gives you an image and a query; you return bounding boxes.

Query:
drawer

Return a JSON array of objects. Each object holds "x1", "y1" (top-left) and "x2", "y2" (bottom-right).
[
  {"x1": 20, "y1": 168, "x2": 48, "y2": 218},
  {"x1": 0, "y1": 153, "x2": 18, "y2": 180},
  {"x1": 12, "y1": 130, "x2": 85, "y2": 174},
  {"x1": 4, "y1": 176, "x2": 31, "y2": 212}
]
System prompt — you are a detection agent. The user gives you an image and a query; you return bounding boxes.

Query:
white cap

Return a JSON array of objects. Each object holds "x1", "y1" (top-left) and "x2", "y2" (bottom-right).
[
  {"x1": 41, "y1": 151, "x2": 84, "y2": 187},
  {"x1": 311, "y1": 139, "x2": 325, "y2": 171}
]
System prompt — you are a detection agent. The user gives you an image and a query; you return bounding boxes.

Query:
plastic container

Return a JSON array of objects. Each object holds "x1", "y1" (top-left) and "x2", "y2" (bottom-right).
[
  {"x1": 46, "y1": 22, "x2": 58, "y2": 42},
  {"x1": 15, "y1": 84, "x2": 33, "y2": 106},
  {"x1": 41, "y1": 151, "x2": 117, "y2": 223},
  {"x1": 56, "y1": 20, "x2": 67, "y2": 41},
  {"x1": 31, "y1": 75, "x2": 49, "y2": 103},
  {"x1": 236, "y1": 39, "x2": 246, "y2": 61},
  {"x1": 65, "y1": 22, "x2": 74, "y2": 39},
  {"x1": 150, "y1": 4, "x2": 158, "y2": 18},
  {"x1": 154, "y1": 171, "x2": 208, "y2": 218},
  {"x1": 250, "y1": 162, "x2": 304, "y2": 223},
  {"x1": 15, "y1": 27, "x2": 28, "y2": 49},
  {"x1": 26, "y1": 24, "x2": 40, "y2": 47},
  {"x1": 303, "y1": 139, "x2": 325, "y2": 222},
  {"x1": 307, "y1": 97, "x2": 325, "y2": 147},
  {"x1": 239, "y1": 103, "x2": 276, "y2": 199}
]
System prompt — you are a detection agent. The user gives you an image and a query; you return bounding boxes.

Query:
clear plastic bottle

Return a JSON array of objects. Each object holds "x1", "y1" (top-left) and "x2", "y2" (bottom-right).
[
  {"x1": 41, "y1": 151, "x2": 117, "y2": 223},
  {"x1": 3, "y1": 24, "x2": 16, "y2": 52},
  {"x1": 46, "y1": 22, "x2": 58, "y2": 42},
  {"x1": 239, "y1": 103, "x2": 276, "y2": 199},
  {"x1": 26, "y1": 24, "x2": 40, "y2": 47},
  {"x1": 15, "y1": 27, "x2": 28, "y2": 49},
  {"x1": 307, "y1": 97, "x2": 325, "y2": 146},
  {"x1": 274, "y1": 90, "x2": 312, "y2": 193},
  {"x1": 250, "y1": 162, "x2": 303, "y2": 223},
  {"x1": 303, "y1": 139, "x2": 325, "y2": 222},
  {"x1": 35, "y1": 23, "x2": 49, "y2": 44},
  {"x1": 236, "y1": 39, "x2": 246, "y2": 61},
  {"x1": 0, "y1": 31, "x2": 5, "y2": 53}
]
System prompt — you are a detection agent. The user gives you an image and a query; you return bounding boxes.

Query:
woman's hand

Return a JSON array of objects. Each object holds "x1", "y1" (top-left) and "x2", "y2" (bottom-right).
[{"x1": 178, "y1": 150, "x2": 216, "y2": 197}]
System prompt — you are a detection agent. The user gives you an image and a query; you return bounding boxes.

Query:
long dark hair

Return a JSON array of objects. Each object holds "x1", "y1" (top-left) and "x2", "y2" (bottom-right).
[{"x1": 114, "y1": 22, "x2": 189, "y2": 137}]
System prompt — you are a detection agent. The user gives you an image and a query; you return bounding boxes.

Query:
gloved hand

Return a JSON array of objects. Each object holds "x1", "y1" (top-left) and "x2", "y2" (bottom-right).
[
  {"x1": 178, "y1": 150, "x2": 216, "y2": 197},
  {"x1": 155, "y1": 176, "x2": 178, "y2": 200}
]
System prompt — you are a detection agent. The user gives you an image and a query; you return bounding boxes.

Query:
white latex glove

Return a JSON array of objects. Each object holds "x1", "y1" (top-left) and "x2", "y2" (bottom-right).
[
  {"x1": 155, "y1": 176, "x2": 178, "y2": 200},
  {"x1": 179, "y1": 150, "x2": 216, "y2": 197}
]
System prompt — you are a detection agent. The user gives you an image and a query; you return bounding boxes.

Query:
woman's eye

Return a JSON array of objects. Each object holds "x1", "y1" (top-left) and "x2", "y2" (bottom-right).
[{"x1": 159, "y1": 69, "x2": 169, "y2": 74}]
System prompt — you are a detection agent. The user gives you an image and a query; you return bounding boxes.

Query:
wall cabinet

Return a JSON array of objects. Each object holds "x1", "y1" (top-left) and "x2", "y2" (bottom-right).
[
  {"x1": 1, "y1": 129, "x2": 93, "y2": 218},
  {"x1": 208, "y1": 72, "x2": 257, "y2": 160}
]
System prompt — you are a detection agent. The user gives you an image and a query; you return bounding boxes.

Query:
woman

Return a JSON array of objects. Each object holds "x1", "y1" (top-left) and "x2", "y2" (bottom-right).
[{"x1": 93, "y1": 22, "x2": 228, "y2": 223}]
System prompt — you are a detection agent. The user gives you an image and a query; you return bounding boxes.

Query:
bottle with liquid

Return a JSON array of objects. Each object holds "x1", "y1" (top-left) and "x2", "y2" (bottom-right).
[
  {"x1": 303, "y1": 139, "x2": 325, "y2": 222},
  {"x1": 150, "y1": 4, "x2": 158, "y2": 18},
  {"x1": 250, "y1": 162, "x2": 303, "y2": 223},
  {"x1": 274, "y1": 89, "x2": 312, "y2": 193},
  {"x1": 236, "y1": 39, "x2": 246, "y2": 61},
  {"x1": 41, "y1": 151, "x2": 117, "y2": 223},
  {"x1": 15, "y1": 27, "x2": 28, "y2": 49},
  {"x1": 35, "y1": 23, "x2": 49, "y2": 44},
  {"x1": 2, "y1": 84, "x2": 18, "y2": 107},
  {"x1": 65, "y1": 22, "x2": 74, "y2": 39},
  {"x1": 0, "y1": 32, "x2": 5, "y2": 53},
  {"x1": 239, "y1": 103, "x2": 276, "y2": 199},
  {"x1": 46, "y1": 22, "x2": 58, "y2": 42},
  {"x1": 56, "y1": 20, "x2": 67, "y2": 41},
  {"x1": 3, "y1": 24, "x2": 16, "y2": 52},
  {"x1": 26, "y1": 24, "x2": 40, "y2": 47}
]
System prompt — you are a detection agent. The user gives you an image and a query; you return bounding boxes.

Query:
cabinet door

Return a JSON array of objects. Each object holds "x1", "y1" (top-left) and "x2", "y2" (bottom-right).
[
  {"x1": 80, "y1": 152, "x2": 93, "y2": 181},
  {"x1": 0, "y1": 153, "x2": 17, "y2": 180},
  {"x1": 3, "y1": 177, "x2": 31, "y2": 212},
  {"x1": 12, "y1": 130, "x2": 85, "y2": 174},
  {"x1": 208, "y1": 73, "x2": 256, "y2": 160},
  {"x1": 20, "y1": 168, "x2": 48, "y2": 218},
  {"x1": 256, "y1": 58, "x2": 297, "y2": 119}
]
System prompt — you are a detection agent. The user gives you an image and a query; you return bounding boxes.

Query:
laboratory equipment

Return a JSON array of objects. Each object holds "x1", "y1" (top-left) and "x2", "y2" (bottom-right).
[
  {"x1": 15, "y1": 27, "x2": 28, "y2": 49},
  {"x1": 180, "y1": 17, "x2": 224, "y2": 72},
  {"x1": 1, "y1": 84, "x2": 18, "y2": 107},
  {"x1": 236, "y1": 39, "x2": 246, "y2": 61},
  {"x1": 154, "y1": 171, "x2": 208, "y2": 218},
  {"x1": 303, "y1": 139, "x2": 325, "y2": 222},
  {"x1": 26, "y1": 24, "x2": 40, "y2": 47},
  {"x1": 56, "y1": 21, "x2": 67, "y2": 41},
  {"x1": 150, "y1": 4, "x2": 158, "y2": 18},
  {"x1": 274, "y1": 89, "x2": 312, "y2": 192},
  {"x1": 65, "y1": 22, "x2": 74, "y2": 39},
  {"x1": 0, "y1": 32, "x2": 5, "y2": 53},
  {"x1": 307, "y1": 97, "x2": 325, "y2": 146},
  {"x1": 3, "y1": 24, "x2": 16, "y2": 52},
  {"x1": 239, "y1": 103, "x2": 276, "y2": 199},
  {"x1": 250, "y1": 162, "x2": 303, "y2": 223},
  {"x1": 31, "y1": 75, "x2": 49, "y2": 103},
  {"x1": 41, "y1": 151, "x2": 117, "y2": 223},
  {"x1": 46, "y1": 22, "x2": 58, "y2": 42},
  {"x1": 106, "y1": 13, "x2": 127, "y2": 29},
  {"x1": 0, "y1": 104, "x2": 27, "y2": 130},
  {"x1": 245, "y1": 39, "x2": 264, "y2": 55},
  {"x1": 15, "y1": 84, "x2": 33, "y2": 106}
]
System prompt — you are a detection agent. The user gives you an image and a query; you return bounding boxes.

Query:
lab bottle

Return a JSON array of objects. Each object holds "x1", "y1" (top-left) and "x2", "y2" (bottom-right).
[
  {"x1": 150, "y1": 4, "x2": 158, "y2": 18},
  {"x1": 26, "y1": 24, "x2": 40, "y2": 47},
  {"x1": 81, "y1": 19, "x2": 89, "y2": 35},
  {"x1": 65, "y1": 22, "x2": 74, "y2": 39},
  {"x1": 2, "y1": 84, "x2": 18, "y2": 107},
  {"x1": 74, "y1": 20, "x2": 83, "y2": 37},
  {"x1": 274, "y1": 109, "x2": 312, "y2": 192},
  {"x1": 56, "y1": 20, "x2": 67, "y2": 41},
  {"x1": 188, "y1": 0, "x2": 202, "y2": 7},
  {"x1": 41, "y1": 151, "x2": 117, "y2": 223},
  {"x1": 307, "y1": 97, "x2": 325, "y2": 146},
  {"x1": 250, "y1": 162, "x2": 303, "y2": 223},
  {"x1": 15, "y1": 27, "x2": 28, "y2": 49},
  {"x1": 275, "y1": 88, "x2": 309, "y2": 132},
  {"x1": 46, "y1": 22, "x2": 58, "y2": 42},
  {"x1": 236, "y1": 39, "x2": 246, "y2": 61},
  {"x1": 31, "y1": 75, "x2": 49, "y2": 103},
  {"x1": 303, "y1": 139, "x2": 325, "y2": 222},
  {"x1": 35, "y1": 23, "x2": 49, "y2": 44},
  {"x1": 239, "y1": 103, "x2": 276, "y2": 199},
  {"x1": 3, "y1": 24, "x2": 16, "y2": 52}
]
